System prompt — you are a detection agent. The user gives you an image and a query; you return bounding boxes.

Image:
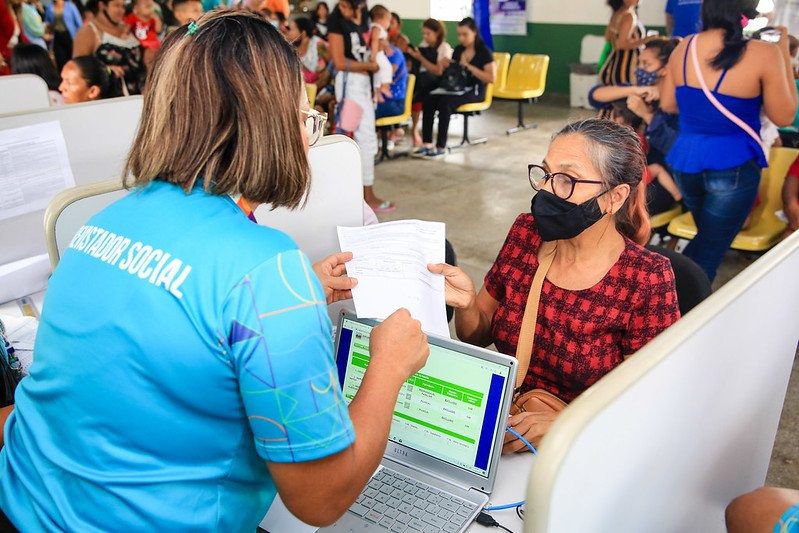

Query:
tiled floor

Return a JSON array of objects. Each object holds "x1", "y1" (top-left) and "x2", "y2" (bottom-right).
[{"x1": 371, "y1": 97, "x2": 799, "y2": 488}]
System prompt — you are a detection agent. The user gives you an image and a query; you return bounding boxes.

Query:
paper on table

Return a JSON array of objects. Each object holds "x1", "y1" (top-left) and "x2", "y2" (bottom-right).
[
  {"x1": 337, "y1": 220, "x2": 449, "y2": 338},
  {"x1": 0, "y1": 121, "x2": 75, "y2": 222}
]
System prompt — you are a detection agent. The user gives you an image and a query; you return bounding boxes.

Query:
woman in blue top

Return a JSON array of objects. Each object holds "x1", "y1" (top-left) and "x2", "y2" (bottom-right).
[
  {"x1": 0, "y1": 10, "x2": 430, "y2": 531},
  {"x1": 661, "y1": 0, "x2": 797, "y2": 281}
]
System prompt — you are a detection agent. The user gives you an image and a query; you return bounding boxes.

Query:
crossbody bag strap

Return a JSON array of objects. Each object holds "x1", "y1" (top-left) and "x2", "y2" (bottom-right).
[
  {"x1": 514, "y1": 242, "x2": 557, "y2": 390},
  {"x1": 689, "y1": 34, "x2": 767, "y2": 158}
]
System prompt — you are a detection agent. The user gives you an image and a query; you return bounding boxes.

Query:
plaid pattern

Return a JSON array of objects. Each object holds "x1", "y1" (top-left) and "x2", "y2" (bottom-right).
[{"x1": 484, "y1": 214, "x2": 680, "y2": 403}]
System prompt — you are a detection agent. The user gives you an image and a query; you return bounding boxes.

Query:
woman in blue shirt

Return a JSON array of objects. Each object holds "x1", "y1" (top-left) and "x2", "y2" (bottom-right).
[
  {"x1": 44, "y1": 0, "x2": 82, "y2": 71},
  {"x1": 660, "y1": 0, "x2": 797, "y2": 281},
  {"x1": 0, "y1": 10, "x2": 430, "y2": 531}
]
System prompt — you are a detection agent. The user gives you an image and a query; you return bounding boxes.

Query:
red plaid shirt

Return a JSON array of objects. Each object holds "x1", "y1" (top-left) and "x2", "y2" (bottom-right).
[{"x1": 484, "y1": 214, "x2": 680, "y2": 403}]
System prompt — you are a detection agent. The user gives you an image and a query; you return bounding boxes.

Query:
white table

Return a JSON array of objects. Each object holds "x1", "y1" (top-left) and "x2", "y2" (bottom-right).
[{"x1": 262, "y1": 453, "x2": 535, "y2": 533}]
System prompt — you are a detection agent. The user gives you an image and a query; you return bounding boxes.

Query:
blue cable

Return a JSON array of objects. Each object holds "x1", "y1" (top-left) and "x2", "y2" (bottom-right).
[{"x1": 482, "y1": 427, "x2": 536, "y2": 512}]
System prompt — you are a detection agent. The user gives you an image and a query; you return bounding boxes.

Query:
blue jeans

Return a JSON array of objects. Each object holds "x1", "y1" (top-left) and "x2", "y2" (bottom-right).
[
  {"x1": 673, "y1": 160, "x2": 761, "y2": 281},
  {"x1": 375, "y1": 99, "x2": 404, "y2": 119}
]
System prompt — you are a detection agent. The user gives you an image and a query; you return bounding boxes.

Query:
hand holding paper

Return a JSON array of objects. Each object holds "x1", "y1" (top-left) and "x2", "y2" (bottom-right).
[{"x1": 337, "y1": 220, "x2": 449, "y2": 338}]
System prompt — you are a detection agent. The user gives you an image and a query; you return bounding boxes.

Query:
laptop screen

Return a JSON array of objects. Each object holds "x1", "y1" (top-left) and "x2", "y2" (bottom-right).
[{"x1": 336, "y1": 317, "x2": 511, "y2": 479}]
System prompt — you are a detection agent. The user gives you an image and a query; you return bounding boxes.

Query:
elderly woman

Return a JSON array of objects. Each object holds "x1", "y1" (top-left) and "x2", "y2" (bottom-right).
[
  {"x1": 0, "y1": 11, "x2": 429, "y2": 530},
  {"x1": 429, "y1": 119, "x2": 680, "y2": 450}
]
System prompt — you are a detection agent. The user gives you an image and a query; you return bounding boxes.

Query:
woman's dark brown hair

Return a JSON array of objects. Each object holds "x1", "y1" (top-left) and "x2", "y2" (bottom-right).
[
  {"x1": 422, "y1": 18, "x2": 445, "y2": 49},
  {"x1": 124, "y1": 10, "x2": 310, "y2": 209}
]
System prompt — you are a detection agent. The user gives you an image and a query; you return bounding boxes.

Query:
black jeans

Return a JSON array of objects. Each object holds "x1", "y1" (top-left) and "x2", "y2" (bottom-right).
[{"x1": 421, "y1": 92, "x2": 483, "y2": 148}]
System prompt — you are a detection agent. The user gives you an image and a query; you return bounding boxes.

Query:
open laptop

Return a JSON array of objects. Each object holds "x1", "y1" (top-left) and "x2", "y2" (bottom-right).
[{"x1": 321, "y1": 313, "x2": 517, "y2": 533}]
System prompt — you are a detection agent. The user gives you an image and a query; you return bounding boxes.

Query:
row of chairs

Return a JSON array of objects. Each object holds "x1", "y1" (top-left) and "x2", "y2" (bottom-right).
[
  {"x1": 373, "y1": 52, "x2": 551, "y2": 161},
  {"x1": 653, "y1": 147, "x2": 798, "y2": 253}
]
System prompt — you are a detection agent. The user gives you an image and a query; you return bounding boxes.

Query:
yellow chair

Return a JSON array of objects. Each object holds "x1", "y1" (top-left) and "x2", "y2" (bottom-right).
[
  {"x1": 451, "y1": 83, "x2": 494, "y2": 149},
  {"x1": 375, "y1": 74, "x2": 415, "y2": 163},
  {"x1": 305, "y1": 83, "x2": 317, "y2": 107},
  {"x1": 668, "y1": 147, "x2": 799, "y2": 252},
  {"x1": 650, "y1": 204, "x2": 683, "y2": 229},
  {"x1": 493, "y1": 52, "x2": 511, "y2": 92},
  {"x1": 494, "y1": 54, "x2": 550, "y2": 135}
]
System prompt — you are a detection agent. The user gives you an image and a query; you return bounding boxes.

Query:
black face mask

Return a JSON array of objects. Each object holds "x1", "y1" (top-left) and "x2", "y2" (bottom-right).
[{"x1": 531, "y1": 189, "x2": 606, "y2": 242}]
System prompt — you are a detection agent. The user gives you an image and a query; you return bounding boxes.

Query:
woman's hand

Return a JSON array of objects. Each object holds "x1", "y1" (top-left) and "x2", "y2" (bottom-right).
[
  {"x1": 637, "y1": 85, "x2": 660, "y2": 102},
  {"x1": 406, "y1": 46, "x2": 421, "y2": 60},
  {"x1": 427, "y1": 263, "x2": 476, "y2": 309},
  {"x1": 627, "y1": 93, "x2": 655, "y2": 123},
  {"x1": 312, "y1": 252, "x2": 358, "y2": 304},
  {"x1": 502, "y1": 411, "x2": 560, "y2": 454},
  {"x1": 109, "y1": 65, "x2": 126, "y2": 79},
  {"x1": 366, "y1": 61, "x2": 380, "y2": 73},
  {"x1": 440, "y1": 57, "x2": 452, "y2": 69}
]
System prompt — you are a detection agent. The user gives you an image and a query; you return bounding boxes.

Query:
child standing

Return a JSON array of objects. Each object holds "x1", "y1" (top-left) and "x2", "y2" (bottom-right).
[
  {"x1": 368, "y1": 4, "x2": 392, "y2": 102},
  {"x1": 169, "y1": 0, "x2": 202, "y2": 29}
]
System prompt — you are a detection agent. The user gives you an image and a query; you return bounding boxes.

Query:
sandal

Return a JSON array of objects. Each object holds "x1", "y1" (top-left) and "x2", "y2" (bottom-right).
[{"x1": 371, "y1": 200, "x2": 397, "y2": 214}]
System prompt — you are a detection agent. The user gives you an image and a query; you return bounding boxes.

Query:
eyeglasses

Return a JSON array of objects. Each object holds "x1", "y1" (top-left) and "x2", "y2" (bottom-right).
[
  {"x1": 301, "y1": 108, "x2": 328, "y2": 146},
  {"x1": 528, "y1": 164, "x2": 604, "y2": 200}
]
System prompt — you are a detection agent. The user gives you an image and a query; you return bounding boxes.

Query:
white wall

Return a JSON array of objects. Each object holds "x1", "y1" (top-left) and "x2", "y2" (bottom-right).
[
  {"x1": 379, "y1": 0, "x2": 429, "y2": 19},
  {"x1": 385, "y1": 0, "x2": 669, "y2": 26}
]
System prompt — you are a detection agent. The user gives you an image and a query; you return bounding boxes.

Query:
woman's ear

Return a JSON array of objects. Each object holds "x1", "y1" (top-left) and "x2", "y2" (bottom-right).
[
  {"x1": 607, "y1": 184, "x2": 631, "y2": 215},
  {"x1": 87, "y1": 85, "x2": 101, "y2": 100}
]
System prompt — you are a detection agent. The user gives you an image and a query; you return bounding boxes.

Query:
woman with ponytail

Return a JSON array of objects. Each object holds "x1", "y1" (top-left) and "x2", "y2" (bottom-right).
[
  {"x1": 428, "y1": 119, "x2": 679, "y2": 450},
  {"x1": 661, "y1": 0, "x2": 798, "y2": 281}
]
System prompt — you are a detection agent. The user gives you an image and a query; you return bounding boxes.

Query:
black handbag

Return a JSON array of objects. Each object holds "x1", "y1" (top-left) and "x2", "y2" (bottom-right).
[{"x1": 440, "y1": 64, "x2": 469, "y2": 93}]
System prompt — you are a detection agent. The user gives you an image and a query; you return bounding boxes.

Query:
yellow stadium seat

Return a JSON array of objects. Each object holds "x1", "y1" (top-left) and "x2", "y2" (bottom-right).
[
  {"x1": 668, "y1": 147, "x2": 799, "y2": 252},
  {"x1": 375, "y1": 74, "x2": 416, "y2": 163},
  {"x1": 650, "y1": 204, "x2": 683, "y2": 229},
  {"x1": 493, "y1": 52, "x2": 511, "y2": 92},
  {"x1": 494, "y1": 54, "x2": 550, "y2": 135},
  {"x1": 450, "y1": 83, "x2": 494, "y2": 149},
  {"x1": 305, "y1": 83, "x2": 317, "y2": 107}
]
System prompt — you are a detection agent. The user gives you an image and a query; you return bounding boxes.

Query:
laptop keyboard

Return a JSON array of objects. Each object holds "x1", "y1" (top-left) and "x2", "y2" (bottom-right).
[{"x1": 348, "y1": 467, "x2": 479, "y2": 533}]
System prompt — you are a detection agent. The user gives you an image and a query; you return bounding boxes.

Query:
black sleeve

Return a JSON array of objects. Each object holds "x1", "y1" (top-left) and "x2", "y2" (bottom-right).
[
  {"x1": 452, "y1": 45, "x2": 464, "y2": 64},
  {"x1": 473, "y1": 44, "x2": 494, "y2": 69},
  {"x1": 326, "y1": 9, "x2": 344, "y2": 35}
]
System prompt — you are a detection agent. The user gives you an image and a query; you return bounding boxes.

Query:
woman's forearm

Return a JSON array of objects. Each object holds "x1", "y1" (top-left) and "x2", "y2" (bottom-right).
[{"x1": 454, "y1": 302, "x2": 492, "y2": 347}]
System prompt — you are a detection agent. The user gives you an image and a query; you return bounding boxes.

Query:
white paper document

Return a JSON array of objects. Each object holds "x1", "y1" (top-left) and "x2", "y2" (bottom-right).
[
  {"x1": 0, "y1": 121, "x2": 75, "y2": 221},
  {"x1": 337, "y1": 220, "x2": 449, "y2": 338}
]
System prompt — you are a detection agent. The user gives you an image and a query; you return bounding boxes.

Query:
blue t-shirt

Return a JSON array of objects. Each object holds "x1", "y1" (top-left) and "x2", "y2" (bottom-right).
[
  {"x1": 386, "y1": 45, "x2": 408, "y2": 104},
  {"x1": 666, "y1": 0, "x2": 703, "y2": 38},
  {"x1": 0, "y1": 181, "x2": 355, "y2": 531}
]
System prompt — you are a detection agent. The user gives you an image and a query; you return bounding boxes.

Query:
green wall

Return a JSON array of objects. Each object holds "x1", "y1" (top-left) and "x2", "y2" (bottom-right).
[{"x1": 401, "y1": 20, "x2": 665, "y2": 96}]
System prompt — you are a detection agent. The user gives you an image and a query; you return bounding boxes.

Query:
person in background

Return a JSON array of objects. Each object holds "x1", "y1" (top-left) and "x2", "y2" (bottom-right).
[
  {"x1": 0, "y1": 11, "x2": 430, "y2": 530},
  {"x1": 429, "y1": 119, "x2": 679, "y2": 449},
  {"x1": 59, "y1": 55, "x2": 116, "y2": 103},
  {"x1": 404, "y1": 17, "x2": 452, "y2": 146},
  {"x1": 591, "y1": 38, "x2": 682, "y2": 215},
  {"x1": 782, "y1": 154, "x2": 799, "y2": 238},
  {"x1": 170, "y1": 0, "x2": 201, "y2": 28},
  {"x1": 726, "y1": 486, "x2": 799, "y2": 533},
  {"x1": 610, "y1": 100, "x2": 683, "y2": 215},
  {"x1": 72, "y1": 0, "x2": 145, "y2": 95},
  {"x1": 260, "y1": 0, "x2": 287, "y2": 19},
  {"x1": 375, "y1": 36, "x2": 407, "y2": 119},
  {"x1": 666, "y1": 0, "x2": 703, "y2": 38},
  {"x1": 327, "y1": 0, "x2": 394, "y2": 213},
  {"x1": 81, "y1": 0, "x2": 97, "y2": 24},
  {"x1": 368, "y1": 4, "x2": 392, "y2": 103},
  {"x1": 660, "y1": 0, "x2": 798, "y2": 281},
  {"x1": 0, "y1": 0, "x2": 20, "y2": 75},
  {"x1": 387, "y1": 10, "x2": 406, "y2": 47},
  {"x1": 20, "y1": 0, "x2": 47, "y2": 48},
  {"x1": 311, "y1": 0, "x2": 327, "y2": 38},
  {"x1": 601, "y1": 0, "x2": 650, "y2": 88},
  {"x1": 44, "y1": 0, "x2": 81, "y2": 71},
  {"x1": 123, "y1": 0, "x2": 161, "y2": 66},
  {"x1": 10, "y1": 42, "x2": 62, "y2": 104},
  {"x1": 415, "y1": 17, "x2": 495, "y2": 159},
  {"x1": 778, "y1": 34, "x2": 799, "y2": 148},
  {"x1": 284, "y1": 16, "x2": 327, "y2": 85}
]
